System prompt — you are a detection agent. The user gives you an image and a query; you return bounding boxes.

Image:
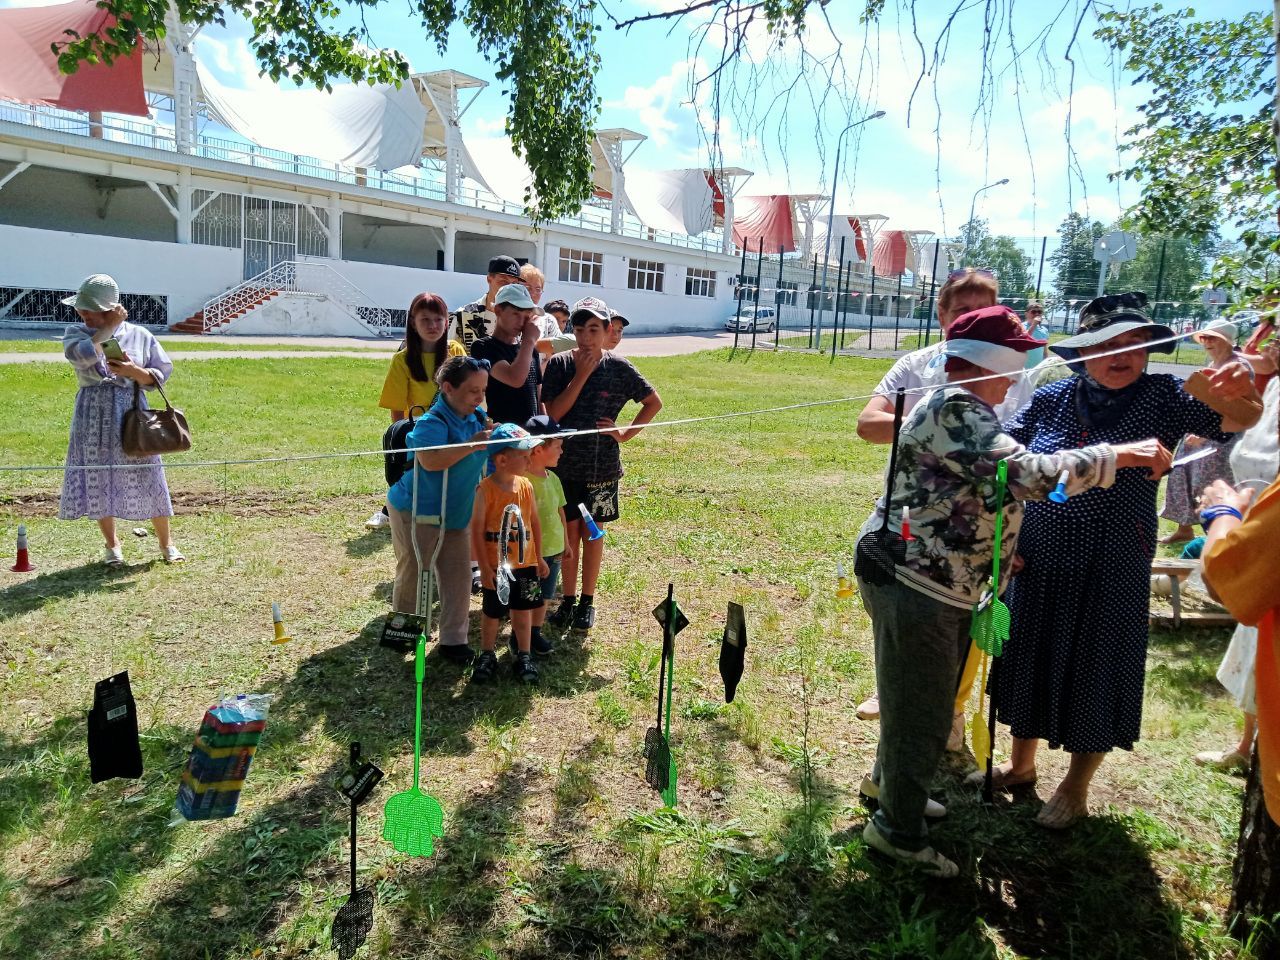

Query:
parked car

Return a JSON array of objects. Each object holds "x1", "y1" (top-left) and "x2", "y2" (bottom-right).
[{"x1": 725, "y1": 306, "x2": 776, "y2": 333}]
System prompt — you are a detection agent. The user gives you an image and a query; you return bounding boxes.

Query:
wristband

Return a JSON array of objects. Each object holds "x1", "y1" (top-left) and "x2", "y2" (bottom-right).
[{"x1": 1199, "y1": 505, "x2": 1243, "y2": 530}]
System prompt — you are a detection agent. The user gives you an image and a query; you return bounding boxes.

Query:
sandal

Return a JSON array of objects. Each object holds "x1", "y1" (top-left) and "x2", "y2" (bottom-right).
[
  {"x1": 965, "y1": 763, "x2": 1037, "y2": 790},
  {"x1": 1035, "y1": 793, "x2": 1089, "y2": 830}
]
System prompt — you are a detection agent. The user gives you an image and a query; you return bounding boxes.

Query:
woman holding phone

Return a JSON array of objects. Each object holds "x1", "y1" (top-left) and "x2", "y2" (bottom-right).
[{"x1": 59, "y1": 274, "x2": 183, "y2": 565}]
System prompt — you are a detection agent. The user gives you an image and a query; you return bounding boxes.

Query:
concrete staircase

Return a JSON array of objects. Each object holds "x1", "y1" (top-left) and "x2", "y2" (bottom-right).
[{"x1": 169, "y1": 288, "x2": 282, "y2": 333}]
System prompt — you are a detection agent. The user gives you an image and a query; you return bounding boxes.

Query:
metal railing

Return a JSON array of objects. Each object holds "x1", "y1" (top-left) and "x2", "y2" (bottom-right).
[
  {"x1": 200, "y1": 260, "x2": 395, "y2": 335},
  {"x1": 0, "y1": 101, "x2": 725, "y2": 253}
]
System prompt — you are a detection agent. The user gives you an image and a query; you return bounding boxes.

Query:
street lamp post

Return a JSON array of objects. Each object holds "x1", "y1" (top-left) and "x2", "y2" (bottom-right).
[
  {"x1": 961, "y1": 178, "x2": 1010, "y2": 266},
  {"x1": 814, "y1": 110, "x2": 886, "y2": 348}
]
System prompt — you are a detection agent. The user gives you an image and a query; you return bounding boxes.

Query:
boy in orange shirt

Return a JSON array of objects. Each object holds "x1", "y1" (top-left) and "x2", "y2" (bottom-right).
[{"x1": 471, "y1": 423, "x2": 549, "y2": 684}]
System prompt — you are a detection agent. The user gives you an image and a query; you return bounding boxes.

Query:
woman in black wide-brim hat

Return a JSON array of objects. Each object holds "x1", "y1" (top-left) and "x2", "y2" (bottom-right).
[{"x1": 982, "y1": 291, "x2": 1262, "y2": 828}]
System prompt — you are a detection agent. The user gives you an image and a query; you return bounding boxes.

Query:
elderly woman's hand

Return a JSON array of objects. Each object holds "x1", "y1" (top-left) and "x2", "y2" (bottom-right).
[
  {"x1": 1204, "y1": 361, "x2": 1255, "y2": 400},
  {"x1": 1199, "y1": 479, "x2": 1255, "y2": 514},
  {"x1": 106, "y1": 354, "x2": 154, "y2": 385},
  {"x1": 1113, "y1": 438, "x2": 1173, "y2": 479}
]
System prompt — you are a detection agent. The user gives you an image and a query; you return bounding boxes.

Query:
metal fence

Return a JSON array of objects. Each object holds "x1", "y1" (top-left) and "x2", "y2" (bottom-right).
[
  {"x1": 0, "y1": 287, "x2": 168, "y2": 328},
  {"x1": 719, "y1": 233, "x2": 1231, "y2": 361}
]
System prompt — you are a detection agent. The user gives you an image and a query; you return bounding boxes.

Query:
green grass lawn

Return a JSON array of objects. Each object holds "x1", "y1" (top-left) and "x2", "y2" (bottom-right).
[
  {"x1": 0, "y1": 338, "x2": 395, "y2": 353},
  {"x1": 0, "y1": 350, "x2": 1251, "y2": 959}
]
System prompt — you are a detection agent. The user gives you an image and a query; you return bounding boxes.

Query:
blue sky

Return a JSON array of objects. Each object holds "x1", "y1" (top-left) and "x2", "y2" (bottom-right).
[{"x1": 3, "y1": 0, "x2": 1270, "y2": 241}]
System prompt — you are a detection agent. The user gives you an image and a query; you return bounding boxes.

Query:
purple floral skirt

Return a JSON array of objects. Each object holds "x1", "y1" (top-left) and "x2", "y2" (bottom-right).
[{"x1": 59, "y1": 384, "x2": 174, "y2": 521}]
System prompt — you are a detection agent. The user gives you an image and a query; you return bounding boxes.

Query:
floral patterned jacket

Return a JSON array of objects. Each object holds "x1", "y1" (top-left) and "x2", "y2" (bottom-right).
[{"x1": 858, "y1": 386, "x2": 1117, "y2": 609}]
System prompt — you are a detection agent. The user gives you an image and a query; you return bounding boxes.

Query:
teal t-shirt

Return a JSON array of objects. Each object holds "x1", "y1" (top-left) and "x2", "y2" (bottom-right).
[
  {"x1": 528, "y1": 470, "x2": 567, "y2": 557},
  {"x1": 386, "y1": 399, "x2": 488, "y2": 528}
]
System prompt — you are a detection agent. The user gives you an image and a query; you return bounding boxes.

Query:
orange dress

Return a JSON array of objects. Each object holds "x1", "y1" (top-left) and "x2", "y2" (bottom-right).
[{"x1": 1204, "y1": 479, "x2": 1280, "y2": 821}]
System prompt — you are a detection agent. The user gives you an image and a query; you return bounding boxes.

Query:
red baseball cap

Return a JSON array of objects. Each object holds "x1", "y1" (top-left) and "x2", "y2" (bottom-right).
[{"x1": 947, "y1": 305, "x2": 1042, "y2": 351}]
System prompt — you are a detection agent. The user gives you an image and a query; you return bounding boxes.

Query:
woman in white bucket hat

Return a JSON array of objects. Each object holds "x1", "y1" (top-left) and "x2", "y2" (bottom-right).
[
  {"x1": 59, "y1": 274, "x2": 184, "y2": 565},
  {"x1": 1158, "y1": 318, "x2": 1251, "y2": 544}
]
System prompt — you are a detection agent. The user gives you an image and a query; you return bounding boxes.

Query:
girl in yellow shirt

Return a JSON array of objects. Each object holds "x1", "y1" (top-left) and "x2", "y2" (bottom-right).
[{"x1": 367, "y1": 292, "x2": 466, "y2": 529}]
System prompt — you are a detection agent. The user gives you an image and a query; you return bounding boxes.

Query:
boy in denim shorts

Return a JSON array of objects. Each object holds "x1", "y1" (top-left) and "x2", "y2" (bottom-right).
[{"x1": 542, "y1": 297, "x2": 662, "y2": 630}]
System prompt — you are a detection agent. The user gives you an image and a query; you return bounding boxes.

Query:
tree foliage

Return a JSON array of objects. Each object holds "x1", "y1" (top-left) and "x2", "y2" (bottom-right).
[
  {"x1": 1112, "y1": 233, "x2": 1213, "y2": 310},
  {"x1": 1048, "y1": 213, "x2": 1104, "y2": 305},
  {"x1": 1095, "y1": 4, "x2": 1276, "y2": 239},
  {"x1": 955, "y1": 218, "x2": 1036, "y2": 301},
  {"x1": 56, "y1": 0, "x2": 600, "y2": 222}
]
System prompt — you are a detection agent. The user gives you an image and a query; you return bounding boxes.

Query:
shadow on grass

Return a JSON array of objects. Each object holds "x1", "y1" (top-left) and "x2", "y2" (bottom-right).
[
  {"x1": 345, "y1": 526, "x2": 391, "y2": 559},
  {"x1": 0, "y1": 608, "x2": 599, "y2": 960},
  {"x1": 0, "y1": 561, "x2": 156, "y2": 622},
  {"x1": 1148, "y1": 625, "x2": 1235, "y2": 709},
  {"x1": 0, "y1": 616, "x2": 1216, "y2": 960}
]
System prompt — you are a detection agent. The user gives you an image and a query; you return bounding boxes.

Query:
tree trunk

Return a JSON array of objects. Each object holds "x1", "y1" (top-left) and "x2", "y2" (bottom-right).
[{"x1": 1229, "y1": 744, "x2": 1280, "y2": 952}]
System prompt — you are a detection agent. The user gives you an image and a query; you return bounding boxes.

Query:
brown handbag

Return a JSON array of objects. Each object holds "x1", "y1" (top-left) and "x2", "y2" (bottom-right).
[{"x1": 121, "y1": 380, "x2": 192, "y2": 457}]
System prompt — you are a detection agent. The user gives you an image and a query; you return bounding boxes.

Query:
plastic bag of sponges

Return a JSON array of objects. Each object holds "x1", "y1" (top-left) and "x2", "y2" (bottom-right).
[{"x1": 175, "y1": 693, "x2": 272, "y2": 821}]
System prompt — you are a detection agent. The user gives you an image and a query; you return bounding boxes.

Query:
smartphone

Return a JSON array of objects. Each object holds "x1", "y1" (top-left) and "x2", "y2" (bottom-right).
[{"x1": 101, "y1": 337, "x2": 125, "y2": 362}]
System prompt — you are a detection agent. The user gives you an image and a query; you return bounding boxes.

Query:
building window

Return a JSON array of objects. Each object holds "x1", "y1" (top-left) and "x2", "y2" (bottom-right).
[
  {"x1": 685, "y1": 267, "x2": 717, "y2": 298},
  {"x1": 628, "y1": 258, "x2": 665, "y2": 292},
  {"x1": 776, "y1": 280, "x2": 798, "y2": 306},
  {"x1": 559, "y1": 248, "x2": 603, "y2": 285}
]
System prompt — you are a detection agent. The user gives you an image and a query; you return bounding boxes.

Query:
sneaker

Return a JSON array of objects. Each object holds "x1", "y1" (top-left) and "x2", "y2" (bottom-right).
[
  {"x1": 946, "y1": 711, "x2": 966, "y2": 752},
  {"x1": 532, "y1": 632, "x2": 555, "y2": 656},
  {"x1": 160, "y1": 544, "x2": 186, "y2": 564},
  {"x1": 858, "y1": 776, "x2": 946, "y2": 819},
  {"x1": 513, "y1": 652, "x2": 539, "y2": 684},
  {"x1": 548, "y1": 598, "x2": 575, "y2": 630},
  {"x1": 470, "y1": 650, "x2": 498, "y2": 683},
  {"x1": 439, "y1": 644, "x2": 476, "y2": 666},
  {"x1": 365, "y1": 509, "x2": 390, "y2": 530},
  {"x1": 572, "y1": 601, "x2": 596, "y2": 631},
  {"x1": 102, "y1": 545, "x2": 124, "y2": 566},
  {"x1": 471, "y1": 568, "x2": 482, "y2": 595},
  {"x1": 855, "y1": 696, "x2": 880, "y2": 721},
  {"x1": 862, "y1": 821, "x2": 958, "y2": 878}
]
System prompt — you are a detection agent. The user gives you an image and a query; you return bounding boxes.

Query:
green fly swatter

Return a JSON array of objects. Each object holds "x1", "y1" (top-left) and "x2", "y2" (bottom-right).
[
  {"x1": 382, "y1": 633, "x2": 444, "y2": 856},
  {"x1": 970, "y1": 459, "x2": 1011, "y2": 656}
]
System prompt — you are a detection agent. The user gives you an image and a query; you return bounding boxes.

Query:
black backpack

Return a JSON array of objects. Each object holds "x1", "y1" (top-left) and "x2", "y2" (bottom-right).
[{"x1": 382, "y1": 404, "x2": 427, "y2": 487}]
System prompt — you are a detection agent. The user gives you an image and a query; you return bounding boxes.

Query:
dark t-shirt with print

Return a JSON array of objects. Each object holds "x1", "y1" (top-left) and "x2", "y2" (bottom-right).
[
  {"x1": 542, "y1": 351, "x2": 655, "y2": 483},
  {"x1": 471, "y1": 335, "x2": 541, "y2": 425}
]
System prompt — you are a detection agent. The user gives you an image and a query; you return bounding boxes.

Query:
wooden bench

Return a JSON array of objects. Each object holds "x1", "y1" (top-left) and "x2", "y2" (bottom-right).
[{"x1": 1150, "y1": 558, "x2": 1236, "y2": 628}]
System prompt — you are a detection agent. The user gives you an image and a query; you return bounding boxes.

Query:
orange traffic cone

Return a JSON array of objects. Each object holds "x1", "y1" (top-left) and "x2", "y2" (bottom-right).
[{"x1": 10, "y1": 523, "x2": 34, "y2": 572}]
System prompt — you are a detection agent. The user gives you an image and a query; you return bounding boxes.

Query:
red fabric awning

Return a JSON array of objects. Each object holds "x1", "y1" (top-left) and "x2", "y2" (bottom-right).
[
  {"x1": 873, "y1": 230, "x2": 909, "y2": 276},
  {"x1": 705, "y1": 173, "x2": 726, "y2": 221},
  {"x1": 850, "y1": 217, "x2": 867, "y2": 262},
  {"x1": 0, "y1": 0, "x2": 147, "y2": 117},
  {"x1": 732, "y1": 195, "x2": 796, "y2": 253}
]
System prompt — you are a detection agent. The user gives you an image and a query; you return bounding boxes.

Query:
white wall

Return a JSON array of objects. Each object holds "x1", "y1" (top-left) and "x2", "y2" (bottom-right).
[
  {"x1": 0, "y1": 224, "x2": 243, "y2": 325},
  {"x1": 306, "y1": 256, "x2": 485, "y2": 315},
  {"x1": 547, "y1": 239, "x2": 735, "y2": 332},
  {"x1": 323, "y1": 253, "x2": 733, "y2": 333},
  {"x1": 227, "y1": 294, "x2": 387, "y2": 337}
]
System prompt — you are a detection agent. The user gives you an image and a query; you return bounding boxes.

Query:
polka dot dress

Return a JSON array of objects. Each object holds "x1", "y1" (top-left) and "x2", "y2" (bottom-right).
[{"x1": 994, "y1": 374, "x2": 1229, "y2": 754}]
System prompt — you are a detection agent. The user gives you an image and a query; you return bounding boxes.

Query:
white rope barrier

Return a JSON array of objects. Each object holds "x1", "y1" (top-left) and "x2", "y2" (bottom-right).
[{"x1": 0, "y1": 327, "x2": 1240, "y2": 475}]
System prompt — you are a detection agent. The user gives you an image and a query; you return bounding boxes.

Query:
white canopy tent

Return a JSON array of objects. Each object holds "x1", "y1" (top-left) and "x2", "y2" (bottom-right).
[
  {"x1": 195, "y1": 63, "x2": 428, "y2": 172},
  {"x1": 624, "y1": 168, "x2": 716, "y2": 237}
]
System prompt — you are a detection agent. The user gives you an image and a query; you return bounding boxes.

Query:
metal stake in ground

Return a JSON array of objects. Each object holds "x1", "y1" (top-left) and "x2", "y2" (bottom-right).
[
  {"x1": 645, "y1": 585, "x2": 689, "y2": 804},
  {"x1": 333, "y1": 742, "x2": 381, "y2": 959}
]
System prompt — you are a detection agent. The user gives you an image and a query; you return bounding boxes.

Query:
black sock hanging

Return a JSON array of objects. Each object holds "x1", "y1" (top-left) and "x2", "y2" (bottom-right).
[{"x1": 87, "y1": 671, "x2": 143, "y2": 784}]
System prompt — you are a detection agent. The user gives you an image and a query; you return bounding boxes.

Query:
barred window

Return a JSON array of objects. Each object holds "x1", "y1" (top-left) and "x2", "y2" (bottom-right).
[
  {"x1": 776, "y1": 280, "x2": 799, "y2": 306},
  {"x1": 558, "y1": 247, "x2": 603, "y2": 285},
  {"x1": 628, "y1": 258, "x2": 665, "y2": 292},
  {"x1": 685, "y1": 267, "x2": 717, "y2": 298}
]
